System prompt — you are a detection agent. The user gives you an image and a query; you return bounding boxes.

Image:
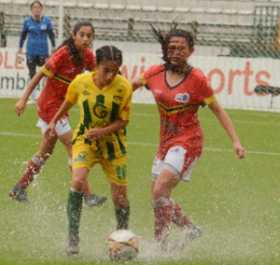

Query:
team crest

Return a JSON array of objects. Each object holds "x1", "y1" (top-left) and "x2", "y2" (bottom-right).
[
  {"x1": 82, "y1": 90, "x2": 91, "y2": 96},
  {"x1": 175, "y1": 93, "x2": 190, "y2": 103},
  {"x1": 93, "y1": 103, "x2": 108, "y2": 118},
  {"x1": 113, "y1": 95, "x2": 123, "y2": 103}
]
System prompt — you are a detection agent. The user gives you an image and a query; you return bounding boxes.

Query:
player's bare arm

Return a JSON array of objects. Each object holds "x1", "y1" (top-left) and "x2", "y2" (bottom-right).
[
  {"x1": 132, "y1": 78, "x2": 144, "y2": 91},
  {"x1": 208, "y1": 100, "x2": 245, "y2": 159},
  {"x1": 46, "y1": 100, "x2": 73, "y2": 137},
  {"x1": 86, "y1": 119, "x2": 128, "y2": 141},
  {"x1": 15, "y1": 71, "x2": 45, "y2": 116}
]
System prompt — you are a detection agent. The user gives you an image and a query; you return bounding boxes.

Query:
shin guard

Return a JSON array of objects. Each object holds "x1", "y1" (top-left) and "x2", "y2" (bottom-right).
[
  {"x1": 115, "y1": 206, "x2": 130, "y2": 230},
  {"x1": 67, "y1": 190, "x2": 83, "y2": 243},
  {"x1": 17, "y1": 155, "x2": 45, "y2": 189},
  {"x1": 153, "y1": 197, "x2": 173, "y2": 242},
  {"x1": 172, "y1": 201, "x2": 192, "y2": 228}
]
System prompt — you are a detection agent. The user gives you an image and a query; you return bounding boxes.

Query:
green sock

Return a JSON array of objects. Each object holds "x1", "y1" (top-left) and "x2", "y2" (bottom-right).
[
  {"x1": 115, "y1": 206, "x2": 130, "y2": 230},
  {"x1": 67, "y1": 190, "x2": 83, "y2": 242}
]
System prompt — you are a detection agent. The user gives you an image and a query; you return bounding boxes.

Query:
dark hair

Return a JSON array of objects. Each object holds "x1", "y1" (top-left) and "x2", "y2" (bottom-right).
[
  {"x1": 96, "y1": 45, "x2": 123, "y2": 66},
  {"x1": 58, "y1": 21, "x2": 95, "y2": 66},
  {"x1": 151, "y1": 25, "x2": 194, "y2": 64},
  {"x1": 30, "y1": 1, "x2": 43, "y2": 9}
]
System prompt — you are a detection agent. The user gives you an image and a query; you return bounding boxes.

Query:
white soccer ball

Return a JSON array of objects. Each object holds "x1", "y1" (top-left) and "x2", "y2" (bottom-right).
[{"x1": 108, "y1": 229, "x2": 139, "y2": 261}]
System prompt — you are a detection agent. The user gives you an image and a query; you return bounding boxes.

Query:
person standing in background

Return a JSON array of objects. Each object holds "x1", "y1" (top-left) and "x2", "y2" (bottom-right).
[
  {"x1": 10, "y1": 21, "x2": 106, "y2": 208},
  {"x1": 17, "y1": 1, "x2": 56, "y2": 80}
]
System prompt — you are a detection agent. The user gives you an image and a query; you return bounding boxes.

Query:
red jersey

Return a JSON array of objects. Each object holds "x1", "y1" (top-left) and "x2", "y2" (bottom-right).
[
  {"x1": 142, "y1": 64, "x2": 215, "y2": 159},
  {"x1": 37, "y1": 46, "x2": 96, "y2": 123}
]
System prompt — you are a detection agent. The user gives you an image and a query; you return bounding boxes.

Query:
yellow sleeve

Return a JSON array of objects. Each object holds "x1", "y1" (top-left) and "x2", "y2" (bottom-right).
[
  {"x1": 65, "y1": 77, "x2": 79, "y2": 105},
  {"x1": 204, "y1": 95, "x2": 216, "y2": 105},
  {"x1": 40, "y1": 65, "x2": 54, "y2": 78},
  {"x1": 119, "y1": 81, "x2": 133, "y2": 121}
]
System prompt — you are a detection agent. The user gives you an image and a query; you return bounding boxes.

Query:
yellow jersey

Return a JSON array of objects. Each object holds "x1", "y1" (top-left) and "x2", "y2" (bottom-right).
[{"x1": 66, "y1": 71, "x2": 132, "y2": 160}]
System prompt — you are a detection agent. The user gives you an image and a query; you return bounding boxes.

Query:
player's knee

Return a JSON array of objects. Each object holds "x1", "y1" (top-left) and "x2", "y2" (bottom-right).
[
  {"x1": 152, "y1": 196, "x2": 172, "y2": 209},
  {"x1": 113, "y1": 190, "x2": 128, "y2": 208},
  {"x1": 71, "y1": 175, "x2": 86, "y2": 192},
  {"x1": 153, "y1": 181, "x2": 170, "y2": 199}
]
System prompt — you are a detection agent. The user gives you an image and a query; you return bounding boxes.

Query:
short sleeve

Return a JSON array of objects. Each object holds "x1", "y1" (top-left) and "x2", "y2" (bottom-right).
[
  {"x1": 141, "y1": 64, "x2": 164, "y2": 89},
  {"x1": 40, "y1": 47, "x2": 66, "y2": 77},
  {"x1": 84, "y1": 49, "x2": 96, "y2": 71},
  {"x1": 65, "y1": 76, "x2": 80, "y2": 105},
  {"x1": 198, "y1": 74, "x2": 215, "y2": 105},
  {"x1": 47, "y1": 17, "x2": 54, "y2": 30}
]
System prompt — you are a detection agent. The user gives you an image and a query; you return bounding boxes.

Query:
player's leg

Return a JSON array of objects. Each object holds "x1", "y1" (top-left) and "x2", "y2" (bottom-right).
[
  {"x1": 66, "y1": 142, "x2": 93, "y2": 255},
  {"x1": 152, "y1": 146, "x2": 196, "y2": 244},
  {"x1": 160, "y1": 146, "x2": 202, "y2": 248},
  {"x1": 102, "y1": 156, "x2": 129, "y2": 229},
  {"x1": 57, "y1": 118, "x2": 106, "y2": 207},
  {"x1": 26, "y1": 55, "x2": 37, "y2": 79},
  {"x1": 67, "y1": 167, "x2": 89, "y2": 256},
  {"x1": 37, "y1": 56, "x2": 47, "y2": 67},
  {"x1": 9, "y1": 119, "x2": 58, "y2": 201},
  {"x1": 152, "y1": 166, "x2": 179, "y2": 244}
]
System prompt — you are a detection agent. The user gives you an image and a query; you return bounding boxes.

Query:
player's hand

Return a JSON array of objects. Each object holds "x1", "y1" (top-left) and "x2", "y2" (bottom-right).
[
  {"x1": 233, "y1": 141, "x2": 245, "y2": 159},
  {"x1": 86, "y1": 128, "x2": 106, "y2": 141},
  {"x1": 15, "y1": 98, "x2": 27, "y2": 116},
  {"x1": 46, "y1": 121, "x2": 57, "y2": 138},
  {"x1": 16, "y1": 49, "x2": 25, "y2": 65},
  {"x1": 17, "y1": 48, "x2": 23, "y2": 54}
]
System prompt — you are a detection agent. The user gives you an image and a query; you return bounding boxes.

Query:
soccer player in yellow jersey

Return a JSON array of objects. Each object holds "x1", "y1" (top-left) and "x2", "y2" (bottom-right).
[{"x1": 47, "y1": 45, "x2": 132, "y2": 255}]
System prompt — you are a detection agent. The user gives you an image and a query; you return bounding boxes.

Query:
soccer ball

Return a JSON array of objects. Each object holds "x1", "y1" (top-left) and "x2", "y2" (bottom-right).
[{"x1": 108, "y1": 229, "x2": 139, "y2": 261}]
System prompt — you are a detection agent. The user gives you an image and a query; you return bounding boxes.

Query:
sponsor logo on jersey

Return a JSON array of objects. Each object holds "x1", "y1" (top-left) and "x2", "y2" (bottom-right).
[
  {"x1": 175, "y1": 93, "x2": 190, "y2": 103},
  {"x1": 74, "y1": 152, "x2": 87, "y2": 162},
  {"x1": 40, "y1": 24, "x2": 47, "y2": 30}
]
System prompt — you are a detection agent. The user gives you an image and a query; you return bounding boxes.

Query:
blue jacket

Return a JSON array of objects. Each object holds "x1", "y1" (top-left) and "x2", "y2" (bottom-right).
[{"x1": 19, "y1": 16, "x2": 56, "y2": 57}]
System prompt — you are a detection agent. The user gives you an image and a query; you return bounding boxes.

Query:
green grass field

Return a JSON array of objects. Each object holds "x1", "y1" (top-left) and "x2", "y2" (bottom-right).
[{"x1": 0, "y1": 98, "x2": 279, "y2": 265}]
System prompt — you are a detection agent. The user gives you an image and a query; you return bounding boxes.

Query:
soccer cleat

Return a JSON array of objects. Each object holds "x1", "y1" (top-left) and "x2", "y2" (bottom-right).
[
  {"x1": 66, "y1": 243, "x2": 79, "y2": 256},
  {"x1": 84, "y1": 194, "x2": 107, "y2": 207},
  {"x1": 178, "y1": 224, "x2": 202, "y2": 250},
  {"x1": 188, "y1": 224, "x2": 202, "y2": 241},
  {"x1": 66, "y1": 235, "x2": 80, "y2": 256},
  {"x1": 156, "y1": 226, "x2": 171, "y2": 252},
  {"x1": 9, "y1": 185, "x2": 28, "y2": 202}
]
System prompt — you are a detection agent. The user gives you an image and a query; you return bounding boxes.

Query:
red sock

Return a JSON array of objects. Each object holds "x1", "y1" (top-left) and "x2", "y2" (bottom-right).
[
  {"x1": 172, "y1": 201, "x2": 192, "y2": 228},
  {"x1": 153, "y1": 198, "x2": 173, "y2": 242},
  {"x1": 17, "y1": 160, "x2": 41, "y2": 189}
]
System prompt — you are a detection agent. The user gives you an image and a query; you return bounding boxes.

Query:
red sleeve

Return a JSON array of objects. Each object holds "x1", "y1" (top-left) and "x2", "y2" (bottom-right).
[
  {"x1": 143, "y1": 64, "x2": 164, "y2": 81},
  {"x1": 196, "y1": 70, "x2": 215, "y2": 105},
  {"x1": 44, "y1": 46, "x2": 68, "y2": 76},
  {"x1": 141, "y1": 64, "x2": 164, "y2": 88},
  {"x1": 84, "y1": 48, "x2": 96, "y2": 71}
]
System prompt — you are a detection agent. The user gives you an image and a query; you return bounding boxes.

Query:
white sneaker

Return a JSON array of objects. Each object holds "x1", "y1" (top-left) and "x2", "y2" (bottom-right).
[
  {"x1": 66, "y1": 234, "x2": 80, "y2": 256},
  {"x1": 187, "y1": 224, "x2": 202, "y2": 241},
  {"x1": 178, "y1": 224, "x2": 202, "y2": 250},
  {"x1": 84, "y1": 194, "x2": 107, "y2": 207}
]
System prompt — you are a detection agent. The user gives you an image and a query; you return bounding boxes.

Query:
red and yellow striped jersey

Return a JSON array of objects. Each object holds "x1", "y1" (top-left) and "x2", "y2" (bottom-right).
[
  {"x1": 37, "y1": 46, "x2": 95, "y2": 123},
  {"x1": 142, "y1": 64, "x2": 215, "y2": 158}
]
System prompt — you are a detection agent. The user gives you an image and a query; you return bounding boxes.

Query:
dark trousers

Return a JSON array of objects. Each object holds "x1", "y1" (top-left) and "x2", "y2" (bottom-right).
[{"x1": 26, "y1": 55, "x2": 47, "y2": 79}]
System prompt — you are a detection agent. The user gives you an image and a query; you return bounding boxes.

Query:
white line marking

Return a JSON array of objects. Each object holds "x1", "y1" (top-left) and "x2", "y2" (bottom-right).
[
  {"x1": 132, "y1": 112, "x2": 279, "y2": 126},
  {"x1": 1, "y1": 131, "x2": 279, "y2": 157}
]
